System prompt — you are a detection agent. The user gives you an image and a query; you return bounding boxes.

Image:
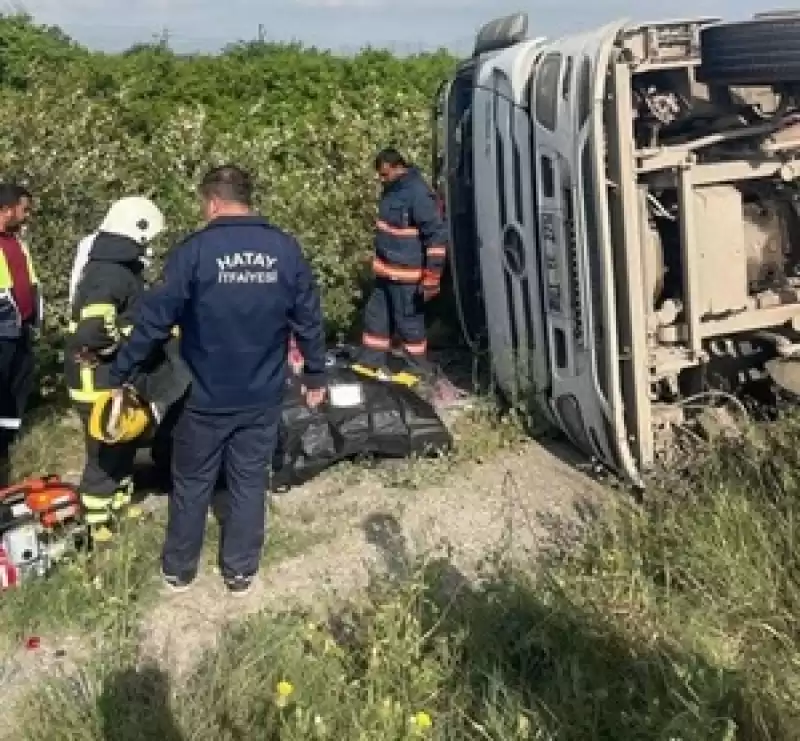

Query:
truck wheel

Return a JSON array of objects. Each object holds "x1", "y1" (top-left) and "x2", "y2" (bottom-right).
[{"x1": 698, "y1": 15, "x2": 800, "y2": 85}]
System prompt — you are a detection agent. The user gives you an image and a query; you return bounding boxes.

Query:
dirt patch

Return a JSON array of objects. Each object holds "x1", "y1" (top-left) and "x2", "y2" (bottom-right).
[
  {"x1": 0, "y1": 436, "x2": 605, "y2": 738},
  {"x1": 138, "y1": 439, "x2": 604, "y2": 677}
]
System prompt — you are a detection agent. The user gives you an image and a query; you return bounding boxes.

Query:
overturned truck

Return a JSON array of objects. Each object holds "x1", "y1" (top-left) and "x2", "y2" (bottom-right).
[{"x1": 434, "y1": 11, "x2": 800, "y2": 486}]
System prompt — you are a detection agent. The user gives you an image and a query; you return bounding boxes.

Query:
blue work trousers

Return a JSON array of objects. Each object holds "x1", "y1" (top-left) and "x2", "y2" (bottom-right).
[
  {"x1": 162, "y1": 406, "x2": 280, "y2": 581},
  {"x1": 360, "y1": 278, "x2": 427, "y2": 368}
]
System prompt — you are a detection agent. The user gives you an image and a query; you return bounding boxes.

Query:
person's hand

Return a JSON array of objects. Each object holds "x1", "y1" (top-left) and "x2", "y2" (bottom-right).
[
  {"x1": 111, "y1": 384, "x2": 138, "y2": 404},
  {"x1": 303, "y1": 386, "x2": 327, "y2": 409}
]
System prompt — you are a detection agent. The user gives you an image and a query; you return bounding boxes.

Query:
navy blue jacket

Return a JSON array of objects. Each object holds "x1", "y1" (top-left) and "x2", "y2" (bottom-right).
[
  {"x1": 109, "y1": 215, "x2": 326, "y2": 412},
  {"x1": 374, "y1": 167, "x2": 448, "y2": 288}
]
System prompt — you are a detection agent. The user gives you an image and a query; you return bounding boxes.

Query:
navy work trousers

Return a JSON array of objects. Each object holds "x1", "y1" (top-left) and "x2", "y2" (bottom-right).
[
  {"x1": 360, "y1": 278, "x2": 427, "y2": 368},
  {"x1": 0, "y1": 328, "x2": 34, "y2": 474},
  {"x1": 162, "y1": 405, "x2": 280, "y2": 581}
]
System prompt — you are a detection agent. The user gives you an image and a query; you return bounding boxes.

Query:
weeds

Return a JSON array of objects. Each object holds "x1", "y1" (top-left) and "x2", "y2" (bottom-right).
[
  {"x1": 0, "y1": 505, "x2": 322, "y2": 644},
  {"x1": 8, "y1": 405, "x2": 83, "y2": 481},
  {"x1": 11, "y1": 415, "x2": 800, "y2": 740}
]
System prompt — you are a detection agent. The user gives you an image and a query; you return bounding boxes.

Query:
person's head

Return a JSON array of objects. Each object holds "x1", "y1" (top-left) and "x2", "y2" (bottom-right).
[
  {"x1": 100, "y1": 196, "x2": 166, "y2": 247},
  {"x1": 0, "y1": 183, "x2": 31, "y2": 234},
  {"x1": 198, "y1": 165, "x2": 253, "y2": 221},
  {"x1": 375, "y1": 148, "x2": 408, "y2": 185},
  {"x1": 11, "y1": 185, "x2": 32, "y2": 230}
]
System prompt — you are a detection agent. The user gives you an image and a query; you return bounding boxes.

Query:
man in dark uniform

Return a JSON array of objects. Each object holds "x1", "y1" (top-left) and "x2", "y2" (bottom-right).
[
  {"x1": 359, "y1": 148, "x2": 448, "y2": 374},
  {"x1": 109, "y1": 165, "x2": 327, "y2": 595}
]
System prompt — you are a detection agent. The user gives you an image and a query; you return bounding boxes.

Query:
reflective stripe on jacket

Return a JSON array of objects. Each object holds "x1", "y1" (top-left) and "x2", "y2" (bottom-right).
[
  {"x1": 64, "y1": 232, "x2": 146, "y2": 405},
  {"x1": 373, "y1": 167, "x2": 449, "y2": 287}
]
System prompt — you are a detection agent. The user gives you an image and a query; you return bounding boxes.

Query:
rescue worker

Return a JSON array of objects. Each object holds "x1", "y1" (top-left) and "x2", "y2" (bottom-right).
[
  {"x1": 108, "y1": 165, "x2": 327, "y2": 595},
  {"x1": 0, "y1": 183, "x2": 41, "y2": 474},
  {"x1": 359, "y1": 148, "x2": 448, "y2": 373},
  {"x1": 65, "y1": 196, "x2": 166, "y2": 543}
]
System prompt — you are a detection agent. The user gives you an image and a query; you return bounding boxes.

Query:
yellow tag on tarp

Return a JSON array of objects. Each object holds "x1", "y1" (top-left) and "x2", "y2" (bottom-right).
[{"x1": 350, "y1": 363, "x2": 420, "y2": 388}]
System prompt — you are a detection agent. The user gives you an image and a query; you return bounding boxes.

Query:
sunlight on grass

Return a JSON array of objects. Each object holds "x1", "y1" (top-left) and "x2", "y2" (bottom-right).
[{"x1": 12, "y1": 415, "x2": 800, "y2": 740}]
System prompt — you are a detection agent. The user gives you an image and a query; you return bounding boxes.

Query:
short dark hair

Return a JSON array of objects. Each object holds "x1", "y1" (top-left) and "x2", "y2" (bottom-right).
[
  {"x1": 199, "y1": 165, "x2": 253, "y2": 206},
  {"x1": 0, "y1": 183, "x2": 27, "y2": 209},
  {"x1": 375, "y1": 148, "x2": 407, "y2": 170}
]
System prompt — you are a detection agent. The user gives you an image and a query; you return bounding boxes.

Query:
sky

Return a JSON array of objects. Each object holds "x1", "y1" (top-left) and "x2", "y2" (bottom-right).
[{"x1": 9, "y1": 0, "x2": 764, "y2": 54}]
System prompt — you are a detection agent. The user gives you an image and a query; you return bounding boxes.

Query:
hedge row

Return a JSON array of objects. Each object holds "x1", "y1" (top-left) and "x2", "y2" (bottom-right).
[{"x1": 0, "y1": 16, "x2": 458, "y2": 393}]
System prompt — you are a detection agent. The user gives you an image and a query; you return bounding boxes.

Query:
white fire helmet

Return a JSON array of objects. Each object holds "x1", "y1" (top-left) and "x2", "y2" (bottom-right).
[{"x1": 99, "y1": 196, "x2": 165, "y2": 245}]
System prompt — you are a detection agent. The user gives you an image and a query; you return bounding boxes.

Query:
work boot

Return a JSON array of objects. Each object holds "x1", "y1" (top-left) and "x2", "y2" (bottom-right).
[
  {"x1": 224, "y1": 574, "x2": 255, "y2": 597},
  {"x1": 161, "y1": 569, "x2": 195, "y2": 593}
]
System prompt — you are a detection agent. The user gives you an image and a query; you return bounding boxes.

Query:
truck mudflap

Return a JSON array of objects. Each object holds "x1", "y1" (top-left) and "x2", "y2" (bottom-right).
[{"x1": 530, "y1": 19, "x2": 644, "y2": 486}]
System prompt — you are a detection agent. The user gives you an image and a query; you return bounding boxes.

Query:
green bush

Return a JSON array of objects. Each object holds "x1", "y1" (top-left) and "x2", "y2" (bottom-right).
[{"x1": 0, "y1": 15, "x2": 457, "y2": 394}]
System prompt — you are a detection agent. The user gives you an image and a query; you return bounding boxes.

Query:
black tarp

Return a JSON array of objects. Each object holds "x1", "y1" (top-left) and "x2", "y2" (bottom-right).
[
  {"x1": 271, "y1": 363, "x2": 452, "y2": 490},
  {"x1": 144, "y1": 345, "x2": 453, "y2": 489}
]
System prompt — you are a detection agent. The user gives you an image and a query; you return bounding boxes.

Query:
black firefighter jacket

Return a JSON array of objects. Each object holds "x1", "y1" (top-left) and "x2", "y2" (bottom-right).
[{"x1": 64, "y1": 232, "x2": 149, "y2": 405}]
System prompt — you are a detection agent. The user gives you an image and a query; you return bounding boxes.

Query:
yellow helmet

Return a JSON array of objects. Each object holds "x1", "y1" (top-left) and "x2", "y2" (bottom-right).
[{"x1": 88, "y1": 389, "x2": 152, "y2": 444}]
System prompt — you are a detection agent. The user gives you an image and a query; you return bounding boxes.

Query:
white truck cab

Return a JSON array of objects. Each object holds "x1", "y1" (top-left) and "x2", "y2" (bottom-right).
[{"x1": 434, "y1": 12, "x2": 800, "y2": 486}]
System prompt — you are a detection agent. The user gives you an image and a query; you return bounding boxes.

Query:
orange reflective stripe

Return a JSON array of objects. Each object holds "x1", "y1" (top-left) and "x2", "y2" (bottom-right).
[
  {"x1": 403, "y1": 339, "x2": 427, "y2": 356},
  {"x1": 362, "y1": 332, "x2": 391, "y2": 350},
  {"x1": 375, "y1": 219, "x2": 419, "y2": 238},
  {"x1": 426, "y1": 246, "x2": 447, "y2": 258},
  {"x1": 372, "y1": 257, "x2": 423, "y2": 283}
]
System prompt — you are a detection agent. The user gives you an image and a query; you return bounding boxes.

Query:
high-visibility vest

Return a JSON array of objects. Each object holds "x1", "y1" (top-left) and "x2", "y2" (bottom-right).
[
  {"x1": 0, "y1": 239, "x2": 42, "y2": 338},
  {"x1": 0, "y1": 240, "x2": 38, "y2": 290}
]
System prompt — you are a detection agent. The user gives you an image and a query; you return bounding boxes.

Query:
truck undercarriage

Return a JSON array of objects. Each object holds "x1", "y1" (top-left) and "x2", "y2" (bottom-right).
[{"x1": 434, "y1": 12, "x2": 800, "y2": 487}]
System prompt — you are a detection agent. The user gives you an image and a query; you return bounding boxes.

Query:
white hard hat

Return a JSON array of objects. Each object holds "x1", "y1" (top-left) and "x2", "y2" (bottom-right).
[{"x1": 99, "y1": 196, "x2": 165, "y2": 244}]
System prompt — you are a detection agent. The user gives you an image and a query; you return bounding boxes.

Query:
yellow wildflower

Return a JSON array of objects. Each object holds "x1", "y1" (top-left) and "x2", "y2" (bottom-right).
[
  {"x1": 275, "y1": 680, "x2": 294, "y2": 708},
  {"x1": 410, "y1": 711, "x2": 432, "y2": 733}
]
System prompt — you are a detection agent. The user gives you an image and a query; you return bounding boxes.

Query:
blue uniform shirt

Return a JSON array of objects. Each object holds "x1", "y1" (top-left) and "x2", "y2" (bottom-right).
[
  {"x1": 374, "y1": 167, "x2": 448, "y2": 271},
  {"x1": 109, "y1": 215, "x2": 327, "y2": 412}
]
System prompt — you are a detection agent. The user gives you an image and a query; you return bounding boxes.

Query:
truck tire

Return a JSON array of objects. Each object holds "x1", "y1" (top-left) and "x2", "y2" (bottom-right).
[{"x1": 698, "y1": 15, "x2": 800, "y2": 85}]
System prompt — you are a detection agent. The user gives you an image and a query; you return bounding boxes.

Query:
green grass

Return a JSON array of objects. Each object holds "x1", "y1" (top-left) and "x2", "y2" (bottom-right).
[
  {"x1": 10, "y1": 414, "x2": 800, "y2": 740},
  {"x1": 8, "y1": 404, "x2": 84, "y2": 480},
  {"x1": 0, "y1": 505, "x2": 323, "y2": 644},
  {"x1": 0, "y1": 399, "x2": 516, "y2": 646}
]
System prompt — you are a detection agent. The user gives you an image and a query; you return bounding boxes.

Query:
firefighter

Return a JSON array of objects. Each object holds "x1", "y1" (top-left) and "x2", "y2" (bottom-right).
[
  {"x1": 108, "y1": 165, "x2": 327, "y2": 595},
  {"x1": 359, "y1": 148, "x2": 448, "y2": 374},
  {"x1": 65, "y1": 196, "x2": 166, "y2": 543},
  {"x1": 0, "y1": 183, "x2": 41, "y2": 475}
]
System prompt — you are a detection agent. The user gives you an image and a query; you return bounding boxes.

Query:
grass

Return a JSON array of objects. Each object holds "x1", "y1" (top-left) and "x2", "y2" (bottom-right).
[
  {"x1": 0, "y1": 503, "x2": 320, "y2": 644},
  {"x1": 8, "y1": 404, "x2": 85, "y2": 480},
  {"x1": 6, "y1": 414, "x2": 800, "y2": 739},
  {"x1": 0, "y1": 398, "x2": 516, "y2": 646},
  {"x1": 9, "y1": 401, "x2": 800, "y2": 739}
]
